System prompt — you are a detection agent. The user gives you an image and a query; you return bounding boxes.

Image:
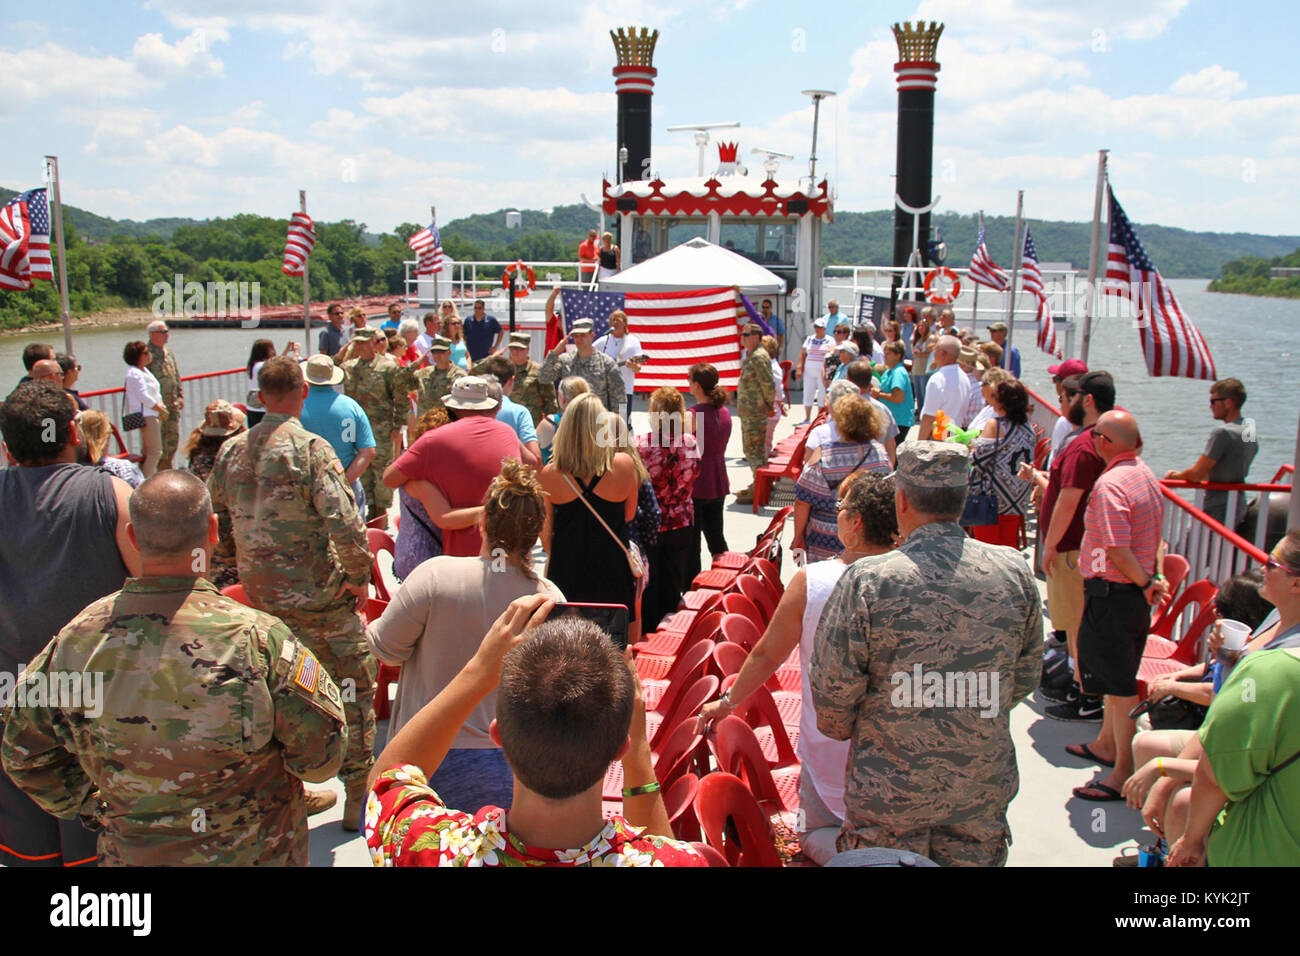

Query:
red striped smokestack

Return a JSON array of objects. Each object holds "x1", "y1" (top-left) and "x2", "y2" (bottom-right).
[
  {"x1": 891, "y1": 21, "x2": 943, "y2": 269},
  {"x1": 611, "y1": 26, "x2": 658, "y2": 184}
]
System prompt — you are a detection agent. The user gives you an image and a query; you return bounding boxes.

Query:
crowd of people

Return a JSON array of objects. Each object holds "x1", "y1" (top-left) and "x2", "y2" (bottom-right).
[{"x1": 1, "y1": 288, "x2": 1291, "y2": 869}]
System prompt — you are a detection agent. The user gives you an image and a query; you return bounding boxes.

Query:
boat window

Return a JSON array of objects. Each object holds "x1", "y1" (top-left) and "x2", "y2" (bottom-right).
[
  {"x1": 666, "y1": 218, "x2": 707, "y2": 249},
  {"x1": 631, "y1": 218, "x2": 663, "y2": 263},
  {"x1": 761, "y1": 222, "x2": 797, "y2": 265}
]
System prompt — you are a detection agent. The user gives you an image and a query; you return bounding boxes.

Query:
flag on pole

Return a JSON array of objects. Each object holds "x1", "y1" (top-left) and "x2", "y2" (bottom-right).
[
  {"x1": 1105, "y1": 188, "x2": 1216, "y2": 380},
  {"x1": 967, "y1": 224, "x2": 1008, "y2": 291},
  {"x1": 409, "y1": 220, "x2": 446, "y2": 275},
  {"x1": 14, "y1": 189, "x2": 53, "y2": 281},
  {"x1": 561, "y1": 286, "x2": 742, "y2": 391},
  {"x1": 0, "y1": 195, "x2": 32, "y2": 290},
  {"x1": 281, "y1": 212, "x2": 316, "y2": 276},
  {"x1": 1020, "y1": 230, "x2": 1060, "y2": 358}
]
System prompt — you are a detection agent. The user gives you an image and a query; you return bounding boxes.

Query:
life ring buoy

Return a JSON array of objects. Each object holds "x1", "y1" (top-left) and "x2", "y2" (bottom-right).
[
  {"x1": 502, "y1": 261, "x2": 536, "y2": 298},
  {"x1": 923, "y1": 267, "x2": 961, "y2": 304}
]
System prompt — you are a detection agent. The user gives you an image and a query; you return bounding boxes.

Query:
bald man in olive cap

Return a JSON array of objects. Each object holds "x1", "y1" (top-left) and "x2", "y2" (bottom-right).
[{"x1": 810, "y1": 441, "x2": 1043, "y2": 866}]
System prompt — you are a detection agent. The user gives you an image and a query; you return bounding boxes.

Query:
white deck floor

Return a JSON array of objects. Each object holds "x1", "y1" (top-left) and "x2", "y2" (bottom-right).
[{"x1": 315, "y1": 408, "x2": 1150, "y2": 866}]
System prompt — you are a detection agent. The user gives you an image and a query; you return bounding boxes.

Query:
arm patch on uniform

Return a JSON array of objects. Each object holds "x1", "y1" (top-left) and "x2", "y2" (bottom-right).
[
  {"x1": 333, "y1": 459, "x2": 346, "y2": 476},
  {"x1": 295, "y1": 653, "x2": 319, "y2": 693}
]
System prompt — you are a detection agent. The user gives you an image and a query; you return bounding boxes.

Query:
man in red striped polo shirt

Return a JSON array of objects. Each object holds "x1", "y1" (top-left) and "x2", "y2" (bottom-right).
[{"x1": 1070, "y1": 410, "x2": 1170, "y2": 801}]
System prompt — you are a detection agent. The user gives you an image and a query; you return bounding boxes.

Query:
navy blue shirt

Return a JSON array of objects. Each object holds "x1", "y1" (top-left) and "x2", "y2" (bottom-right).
[
  {"x1": 318, "y1": 323, "x2": 345, "y2": 356},
  {"x1": 463, "y1": 314, "x2": 502, "y2": 362}
]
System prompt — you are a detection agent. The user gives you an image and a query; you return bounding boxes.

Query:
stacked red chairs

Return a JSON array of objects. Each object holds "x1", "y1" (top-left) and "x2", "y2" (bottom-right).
[
  {"x1": 365, "y1": 528, "x2": 396, "y2": 601},
  {"x1": 695, "y1": 772, "x2": 783, "y2": 867}
]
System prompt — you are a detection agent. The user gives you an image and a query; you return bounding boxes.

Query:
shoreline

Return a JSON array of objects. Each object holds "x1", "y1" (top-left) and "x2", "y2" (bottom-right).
[{"x1": 0, "y1": 309, "x2": 156, "y2": 338}]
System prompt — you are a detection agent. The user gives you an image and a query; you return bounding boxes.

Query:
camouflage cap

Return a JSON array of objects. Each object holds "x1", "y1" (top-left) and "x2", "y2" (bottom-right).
[
  {"x1": 509, "y1": 331, "x2": 531, "y2": 349},
  {"x1": 571, "y1": 319, "x2": 594, "y2": 335},
  {"x1": 429, "y1": 335, "x2": 452, "y2": 352},
  {"x1": 349, "y1": 327, "x2": 377, "y2": 341},
  {"x1": 896, "y1": 440, "x2": 970, "y2": 488}
]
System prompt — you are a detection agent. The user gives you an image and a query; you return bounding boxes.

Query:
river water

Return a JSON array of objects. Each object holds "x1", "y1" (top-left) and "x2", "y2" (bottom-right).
[{"x1": 4, "y1": 279, "x2": 1297, "y2": 481}]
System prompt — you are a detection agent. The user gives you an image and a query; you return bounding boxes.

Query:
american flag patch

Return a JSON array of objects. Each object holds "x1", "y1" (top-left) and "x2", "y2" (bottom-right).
[{"x1": 295, "y1": 653, "x2": 319, "y2": 693}]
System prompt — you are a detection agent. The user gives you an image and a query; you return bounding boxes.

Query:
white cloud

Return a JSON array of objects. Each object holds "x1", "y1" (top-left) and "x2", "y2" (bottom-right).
[
  {"x1": 1171, "y1": 65, "x2": 1246, "y2": 98},
  {"x1": 132, "y1": 30, "x2": 223, "y2": 79}
]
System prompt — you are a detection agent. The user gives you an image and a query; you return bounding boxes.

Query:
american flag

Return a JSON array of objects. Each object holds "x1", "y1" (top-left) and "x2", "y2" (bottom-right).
[
  {"x1": 1105, "y1": 188, "x2": 1216, "y2": 380},
  {"x1": 1020, "y1": 229, "x2": 1060, "y2": 358},
  {"x1": 14, "y1": 189, "x2": 53, "y2": 281},
  {"x1": 281, "y1": 211, "x2": 316, "y2": 276},
  {"x1": 967, "y1": 224, "x2": 1008, "y2": 291},
  {"x1": 560, "y1": 286, "x2": 742, "y2": 391},
  {"x1": 0, "y1": 196, "x2": 31, "y2": 290},
  {"x1": 409, "y1": 220, "x2": 446, "y2": 275}
]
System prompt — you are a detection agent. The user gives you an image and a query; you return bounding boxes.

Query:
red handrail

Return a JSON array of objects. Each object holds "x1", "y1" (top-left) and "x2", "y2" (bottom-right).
[
  {"x1": 1272, "y1": 464, "x2": 1295, "y2": 483},
  {"x1": 80, "y1": 367, "x2": 246, "y2": 399},
  {"x1": 1161, "y1": 478, "x2": 1293, "y2": 495},
  {"x1": 1158, "y1": 484, "x2": 1269, "y2": 563}
]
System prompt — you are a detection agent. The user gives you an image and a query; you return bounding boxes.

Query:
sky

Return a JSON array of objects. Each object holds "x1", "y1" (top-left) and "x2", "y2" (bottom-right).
[{"x1": 4, "y1": 0, "x2": 1298, "y2": 237}]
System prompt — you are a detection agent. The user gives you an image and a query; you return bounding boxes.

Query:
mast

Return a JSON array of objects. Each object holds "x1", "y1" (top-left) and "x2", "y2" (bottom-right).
[
  {"x1": 610, "y1": 27, "x2": 659, "y2": 186},
  {"x1": 890, "y1": 21, "x2": 944, "y2": 272},
  {"x1": 44, "y1": 156, "x2": 74, "y2": 355},
  {"x1": 1081, "y1": 149, "x2": 1109, "y2": 365},
  {"x1": 1004, "y1": 190, "x2": 1024, "y2": 355},
  {"x1": 430, "y1": 204, "x2": 439, "y2": 307}
]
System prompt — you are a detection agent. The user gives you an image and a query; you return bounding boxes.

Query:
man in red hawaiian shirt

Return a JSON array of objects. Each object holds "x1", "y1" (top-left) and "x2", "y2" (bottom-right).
[{"x1": 364, "y1": 596, "x2": 705, "y2": 866}]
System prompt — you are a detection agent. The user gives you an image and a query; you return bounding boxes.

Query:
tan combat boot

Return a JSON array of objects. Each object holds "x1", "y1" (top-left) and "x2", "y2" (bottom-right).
[
  {"x1": 342, "y1": 784, "x2": 366, "y2": 832},
  {"x1": 734, "y1": 485, "x2": 755, "y2": 504},
  {"x1": 304, "y1": 787, "x2": 337, "y2": 816}
]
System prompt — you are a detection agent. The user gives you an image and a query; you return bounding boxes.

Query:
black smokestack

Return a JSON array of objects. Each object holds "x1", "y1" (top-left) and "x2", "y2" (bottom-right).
[
  {"x1": 891, "y1": 21, "x2": 943, "y2": 269},
  {"x1": 611, "y1": 27, "x2": 659, "y2": 183}
]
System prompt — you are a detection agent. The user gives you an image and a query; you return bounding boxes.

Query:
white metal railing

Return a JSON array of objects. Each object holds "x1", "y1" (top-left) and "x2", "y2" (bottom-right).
[
  {"x1": 82, "y1": 368, "x2": 249, "y2": 458},
  {"x1": 403, "y1": 259, "x2": 593, "y2": 310}
]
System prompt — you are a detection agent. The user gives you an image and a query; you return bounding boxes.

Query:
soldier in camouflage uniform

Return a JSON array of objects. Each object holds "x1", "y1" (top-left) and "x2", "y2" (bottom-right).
[
  {"x1": 341, "y1": 327, "x2": 407, "y2": 523},
  {"x1": 538, "y1": 317, "x2": 624, "y2": 413},
  {"x1": 1, "y1": 471, "x2": 347, "y2": 866},
  {"x1": 471, "y1": 330, "x2": 558, "y2": 425},
  {"x1": 145, "y1": 319, "x2": 183, "y2": 469},
  {"x1": 735, "y1": 324, "x2": 775, "y2": 504},
  {"x1": 207, "y1": 356, "x2": 376, "y2": 829},
  {"x1": 411, "y1": 335, "x2": 467, "y2": 420},
  {"x1": 810, "y1": 442, "x2": 1042, "y2": 866}
]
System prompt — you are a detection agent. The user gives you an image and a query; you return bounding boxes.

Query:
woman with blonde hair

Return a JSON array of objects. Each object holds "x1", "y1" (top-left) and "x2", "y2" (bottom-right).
[
  {"x1": 439, "y1": 301, "x2": 469, "y2": 370},
  {"x1": 597, "y1": 230, "x2": 620, "y2": 280},
  {"x1": 601, "y1": 410, "x2": 661, "y2": 635},
  {"x1": 367, "y1": 458, "x2": 564, "y2": 811},
  {"x1": 793, "y1": 393, "x2": 891, "y2": 562},
  {"x1": 76, "y1": 409, "x2": 145, "y2": 488},
  {"x1": 538, "y1": 392, "x2": 640, "y2": 633},
  {"x1": 537, "y1": 375, "x2": 588, "y2": 464}
]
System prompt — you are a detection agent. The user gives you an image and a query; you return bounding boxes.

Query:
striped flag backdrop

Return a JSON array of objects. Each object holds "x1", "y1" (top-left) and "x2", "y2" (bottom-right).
[
  {"x1": 1020, "y1": 229, "x2": 1060, "y2": 358},
  {"x1": 967, "y1": 224, "x2": 1008, "y2": 291},
  {"x1": 0, "y1": 196, "x2": 32, "y2": 290},
  {"x1": 281, "y1": 212, "x2": 316, "y2": 276},
  {"x1": 1104, "y1": 187, "x2": 1216, "y2": 380},
  {"x1": 408, "y1": 220, "x2": 446, "y2": 275},
  {"x1": 561, "y1": 286, "x2": 742, "y2": 392}
]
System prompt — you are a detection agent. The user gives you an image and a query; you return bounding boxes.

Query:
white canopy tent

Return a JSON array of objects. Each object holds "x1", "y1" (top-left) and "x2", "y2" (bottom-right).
[{"x1": 598, "y1": 237, "x2": 785, "y2": 295}]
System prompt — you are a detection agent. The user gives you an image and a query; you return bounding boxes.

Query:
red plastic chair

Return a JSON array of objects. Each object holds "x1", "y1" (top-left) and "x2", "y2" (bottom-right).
[
  {"x1": 694, "y1": 772, "x2": 784, "y2": 867},
  {"x1": 1136, "y1": 656, "x2": 1188, "y2": 701},
  {"x1": 754, "y1": 427, "x2": 813, "y2": 511},
  {"x1": 220, "y1": 583, "x2": 251, "y2": 606},
  {"x1": 366, "y1": 528, "x2": 395, "y2": 601},
  {"x1": 1149, "y1": 579, "x2": 1217, "y2": 643},
  {"x1": 712, "y1": 715, "x2": 800, "y2": 813},
  {"x1": 665, "y1": 773, "x2": 702, "y2": 843},
  {"x1": 108, "y1": 422, "x2": 145, "y2": 463},
  {"x1": 720, "y1": 613, "x2": 763, "y2": 653},
  {"x1": 735, "y1": 575, "x2": 778, "y2": 622},
  {"x1": 366, "y1": 515, "x2": 391, "y2": 530},
  {"x1": 720, "y1": 593, "x2": 765, "y2": 633},
  {"x1": 646, "y1": 639, "x2": 716, "y2": 715},
  {"x1": 1152, "y1": 554, "x2": 1192, "y2": 621},
  {"x1": 648, "y1": 675, "x2": 719, "y2": 751},
  {"x1": 653, "y1": 720, "x2": 708, "y2": 793},
  {"x1": 634, "y1": 609, "x2": 723, "y2": 659},
  {"x1": 712, "y1": 641, "x2": 750, "y2": 680},
  {"x1": 734, "y1": 682, "x2": 801, "y2": 767},
  {"x1": 1146, "y1": 603, "x2": 1219, "y2": 666},
  {"x1": 748, "y1": 557, "x2": 783, "y2": 596}
]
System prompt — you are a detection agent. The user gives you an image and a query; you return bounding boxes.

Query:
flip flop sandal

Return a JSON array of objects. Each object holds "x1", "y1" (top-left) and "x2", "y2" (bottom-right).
[
  {"x1": 1073, "y1": 779, "x2": 1123, "y2": 801},
  {"x1": 1112, "y1": 846, "x2": 1141, "y2": 867},
  {"x1": 1065, "y1": 742, "x2": 1116, "y2": 767}
]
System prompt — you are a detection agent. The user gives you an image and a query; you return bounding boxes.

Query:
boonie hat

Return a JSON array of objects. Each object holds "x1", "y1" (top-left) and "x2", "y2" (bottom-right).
[
  {"x1": 443, "y1": 375, "x2": 499, "y2": 411},
  {"x1": 302, "y1": 354, "x2": 345, "y2": 387},
  {"x1": 200, "y1": 400, "x2": 246, "y2": 437},
  {"x1": 896, "y1": 441, "x2": 970, "y2": 489}
]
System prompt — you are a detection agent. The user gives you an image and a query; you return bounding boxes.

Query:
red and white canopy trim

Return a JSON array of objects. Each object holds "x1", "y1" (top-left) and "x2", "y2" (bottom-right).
[
  {"x1": 894, "y1": 61, "x2": 940, "y2": 91},
  {"x1": 603, "y1": 176, "x2": 833, "y2": 220}
]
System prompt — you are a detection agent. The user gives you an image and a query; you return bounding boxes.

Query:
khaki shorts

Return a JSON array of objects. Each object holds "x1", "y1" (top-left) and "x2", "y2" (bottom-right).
[{"x1": 1046, "y1": 550, "x2": 1084, "y2": 638}]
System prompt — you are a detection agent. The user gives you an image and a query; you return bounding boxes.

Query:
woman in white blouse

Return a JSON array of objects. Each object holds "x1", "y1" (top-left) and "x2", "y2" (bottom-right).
[{"x1": 123, "y1": 340, "x2": 166, "y2": 477}]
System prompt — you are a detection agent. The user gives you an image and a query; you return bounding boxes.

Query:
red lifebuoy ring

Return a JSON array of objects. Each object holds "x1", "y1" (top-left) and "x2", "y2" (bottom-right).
[
  {"x1": 923, "y1": 267, "x2": 961, "y2": 304},
  {"x1": 502, "y1": 261, "x2": 536, "y2": 298}
]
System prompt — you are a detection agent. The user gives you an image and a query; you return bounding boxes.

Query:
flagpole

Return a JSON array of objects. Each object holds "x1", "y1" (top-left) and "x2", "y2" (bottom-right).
[
  {"x1": 971, "y1": 210, "x2": 982, "y2": 330},
  {"x1": 44, "y1": 156, "x2": 74, "y2": 355},
  {"x1": 300, "y1": 191, "x2": 311, "y2": 353},
  {"x1": 1081, "y1": 149, "x2": 1109, "y2": 365},
  {"x1": 430, "y1": 205, "x2": 439, "y2": 307},
  {"x1": 1004, "y1": 191, "x2": 1024, "y2": 356}
]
